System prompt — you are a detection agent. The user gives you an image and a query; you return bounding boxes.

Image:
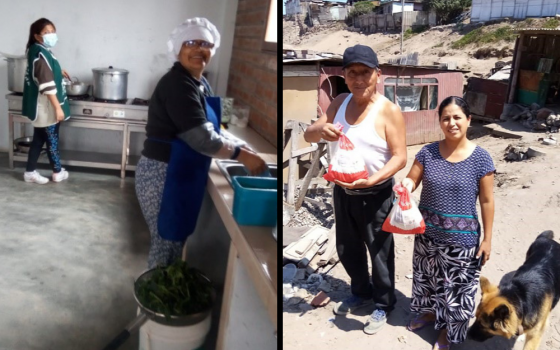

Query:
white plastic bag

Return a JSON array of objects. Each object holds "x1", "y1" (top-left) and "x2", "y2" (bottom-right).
[{"x1": 382, "y1": 183, "x2": 425, "y2": 234}]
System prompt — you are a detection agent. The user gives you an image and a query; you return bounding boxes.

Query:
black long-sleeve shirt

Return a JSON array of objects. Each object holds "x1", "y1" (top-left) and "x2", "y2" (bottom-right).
[{"x1": 142, "y1": 62, "x2": 209, "y2": 163}]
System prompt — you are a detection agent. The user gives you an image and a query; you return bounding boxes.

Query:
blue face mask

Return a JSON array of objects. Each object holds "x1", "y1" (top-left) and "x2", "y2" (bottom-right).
[{"x1": 42, "y1": 33, "x2": 58, "y2": 48}]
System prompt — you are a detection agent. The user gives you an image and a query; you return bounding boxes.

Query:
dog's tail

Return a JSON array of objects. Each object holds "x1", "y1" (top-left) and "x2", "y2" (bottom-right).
[{"x1": 537, "y1": 230, "x2": 554, "y2": 240}]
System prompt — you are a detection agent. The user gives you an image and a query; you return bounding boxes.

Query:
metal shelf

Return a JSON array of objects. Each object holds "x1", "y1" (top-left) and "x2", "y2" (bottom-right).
[{"x1": 13, "y1": 150, "x2": 122, "y2": 170}]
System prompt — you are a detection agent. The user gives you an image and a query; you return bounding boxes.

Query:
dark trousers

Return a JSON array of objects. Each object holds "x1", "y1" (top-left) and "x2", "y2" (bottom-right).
[
  {"x1": 26, "y1": 123, "x2": 62, "y2": 173},
  {"x1": 333, "y1": 180, "x2": 396, "y2": 312}
]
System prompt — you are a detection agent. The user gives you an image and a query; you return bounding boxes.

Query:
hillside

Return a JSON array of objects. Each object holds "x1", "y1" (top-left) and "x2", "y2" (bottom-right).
[{"x1": 283, "y1": 17, "x2": 559, "y2": 78}]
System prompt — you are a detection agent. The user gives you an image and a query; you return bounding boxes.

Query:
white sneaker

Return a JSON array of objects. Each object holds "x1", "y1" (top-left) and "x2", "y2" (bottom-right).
[
  {"x1": 52, "y1": 168, "x2": 69, "y2": 182},
  {"x1": 24, "y1": 171, "x2": 49, "y2": 185}
]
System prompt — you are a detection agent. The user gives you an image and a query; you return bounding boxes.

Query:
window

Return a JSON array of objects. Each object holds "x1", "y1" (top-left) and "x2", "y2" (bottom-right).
[
  {"x1": 263, "y1": 0, "x2": 277, "y2": 52},
  {"x1": 384, "y1": 77, "x2": 439, "y2": 111}
]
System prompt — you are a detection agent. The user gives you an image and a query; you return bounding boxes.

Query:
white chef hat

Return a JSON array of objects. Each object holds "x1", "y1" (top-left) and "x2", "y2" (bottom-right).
[{"x1": 167, "y1": 17, "x2": 221, "y2": 63}]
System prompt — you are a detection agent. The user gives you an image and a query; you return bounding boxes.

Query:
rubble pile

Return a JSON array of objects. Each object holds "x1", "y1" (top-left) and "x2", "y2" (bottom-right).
[
  {"x1": 283, "y1": 225, "x2": 343, "y2": 311},
  {"x1": 501, "y1": 103, "x2": 560, "y2": 133},
  {"x1": 284, "y1": 186, "x2": 335, "y2": 229},
  {"x1": 504, "y1": 143, "x2": 547, "y2": 161}
]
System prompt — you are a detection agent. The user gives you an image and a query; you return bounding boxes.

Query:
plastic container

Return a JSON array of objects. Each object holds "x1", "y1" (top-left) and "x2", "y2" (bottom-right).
[
  {"x1": 283, "y1": 263, "x2": 297, "y2": 282},
  {"x1": 233, "y1": 105, "x2": 249, "y2": 128},
  {"x1": 138, "y1": 311, "x2": 211, "y2": 350},
  {"x1": 232, "y1": 176, "x2": 277, "y2": 226}
]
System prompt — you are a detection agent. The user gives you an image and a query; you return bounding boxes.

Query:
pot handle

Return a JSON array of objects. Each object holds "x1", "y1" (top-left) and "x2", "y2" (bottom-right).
[{"x1": 101, "y1": 312, "x2": 147, "y2": 350}]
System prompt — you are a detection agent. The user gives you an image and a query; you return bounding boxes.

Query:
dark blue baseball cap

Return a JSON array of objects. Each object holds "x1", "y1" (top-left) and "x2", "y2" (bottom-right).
[{"x1": 342, "y1": 44, "x2": 379, "y2": 69}]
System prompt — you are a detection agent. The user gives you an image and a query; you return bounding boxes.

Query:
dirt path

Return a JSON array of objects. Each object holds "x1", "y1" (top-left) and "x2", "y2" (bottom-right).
[{"x1": 283, "y1": 125, "x2": 560, "y2": 350}]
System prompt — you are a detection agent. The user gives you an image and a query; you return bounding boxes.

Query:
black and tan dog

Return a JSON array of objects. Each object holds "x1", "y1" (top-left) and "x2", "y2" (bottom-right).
[{"x1": 468, "y1": 230, "x2": 560, "y2": 350}]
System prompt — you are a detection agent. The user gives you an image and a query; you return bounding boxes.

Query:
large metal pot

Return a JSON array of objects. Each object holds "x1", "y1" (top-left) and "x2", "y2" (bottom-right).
[
  {"x1": 5, "y1": 56, "x2": 27, "y2": 93},
  {"x1": 92, "y1": 66, "x2": 128, "y2": 100}
]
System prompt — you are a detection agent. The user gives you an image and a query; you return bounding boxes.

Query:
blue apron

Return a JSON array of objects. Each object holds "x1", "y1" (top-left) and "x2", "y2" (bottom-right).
[{"x1": 157, "y1": 96, "x2": 222, "y2": 241}]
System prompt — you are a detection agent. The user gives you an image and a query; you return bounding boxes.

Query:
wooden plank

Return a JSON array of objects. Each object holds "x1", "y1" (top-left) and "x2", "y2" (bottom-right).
[
  {"x1": 483, "y1": 123, "x2": 523, "y2": 139},
  {"x1": 318, "y1": 226, "x2": 337, "y2": 267},
  {"x1": 286, "y1": 125, "x2": 299, "y2": 205},
  {"x1": 291, "y1": 144, "x2": 318, "y2": 158},
  {"x1": 295, "y1": 145, "x2": 323, "y2": 210},
  {"x1": 303, "y1": 196, "x2": 327, "y2": 209},
  {"x1": 283, "y1": 226, "x2": 311, "y2": 247},
  {"x1": 508, "y1": 36, "x2": 522, "y2": 104}
]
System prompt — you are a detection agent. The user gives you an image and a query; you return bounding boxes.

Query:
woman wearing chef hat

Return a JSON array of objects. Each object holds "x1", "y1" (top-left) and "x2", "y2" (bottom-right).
[{"x1": 135, "y1": 17, "x2": 267, "y2": 268}]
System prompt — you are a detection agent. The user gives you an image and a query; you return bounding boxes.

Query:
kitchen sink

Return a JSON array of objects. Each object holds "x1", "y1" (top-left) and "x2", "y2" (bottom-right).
[{"x1": 216, "y1": 160, "x2": 277, "y2": 186}]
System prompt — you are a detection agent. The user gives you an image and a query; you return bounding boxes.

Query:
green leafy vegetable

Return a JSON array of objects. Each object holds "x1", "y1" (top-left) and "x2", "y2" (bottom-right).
[{"x1": 136, "y1": 259, "x2": 213, "y2": 319}]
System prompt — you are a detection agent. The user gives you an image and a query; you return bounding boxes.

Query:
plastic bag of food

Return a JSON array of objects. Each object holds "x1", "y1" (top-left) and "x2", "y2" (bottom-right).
[
  {"x1": 382, "y1": 183, "x2": 425, "y2": 234},
  {"x1": 323, "y1": 123, "x2": 369, "y2": 183}
]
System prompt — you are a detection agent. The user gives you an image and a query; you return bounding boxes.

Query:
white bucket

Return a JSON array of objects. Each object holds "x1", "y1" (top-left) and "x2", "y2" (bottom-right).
[{"x1": 138, "y1": 313, "x2": 211, "y2": 350}]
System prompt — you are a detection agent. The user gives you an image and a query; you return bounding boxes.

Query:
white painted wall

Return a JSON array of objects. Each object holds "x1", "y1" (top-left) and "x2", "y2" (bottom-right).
[
  {"x1": 392, "y1": 2, "x2": 415, "y2": 14},
  {"x1": 0, "y1": 0, "x2": 238, "y2": 153},
  {"x1": 471, "y1": 0, "x2": 560, "y2": 22}
]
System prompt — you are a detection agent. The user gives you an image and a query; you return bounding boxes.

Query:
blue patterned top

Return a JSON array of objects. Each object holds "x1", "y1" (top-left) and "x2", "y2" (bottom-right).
[{"x1": 416, "y1": 142, "x2": 495, "y2": 248}]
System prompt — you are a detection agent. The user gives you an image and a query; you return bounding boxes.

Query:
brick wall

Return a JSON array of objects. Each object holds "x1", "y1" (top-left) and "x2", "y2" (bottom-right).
[{"x1": 227, "y1": 0, "x2": 277, "y2": 148}]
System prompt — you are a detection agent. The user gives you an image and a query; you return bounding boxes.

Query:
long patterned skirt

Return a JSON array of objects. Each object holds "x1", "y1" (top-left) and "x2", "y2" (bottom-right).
[{"x1": 410, "y1": 234, "x2": 481, "y2": 344}]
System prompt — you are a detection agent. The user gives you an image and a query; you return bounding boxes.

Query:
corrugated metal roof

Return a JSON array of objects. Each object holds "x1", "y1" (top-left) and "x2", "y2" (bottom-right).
[
  {"x1": 515, "y1": 28, "x2": 560, "y2": 34},
  {"x1": 283, "y1": 57, "x2": 470, "y2": 72}
]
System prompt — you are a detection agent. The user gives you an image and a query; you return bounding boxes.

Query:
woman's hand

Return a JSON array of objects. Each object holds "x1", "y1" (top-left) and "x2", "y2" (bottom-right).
[
  {"x1": 55, "y1": 107, "x2": 65, "y2": 122},
  {"x1": 238, "y1": 149, "x2": 267, "y2": 176},
  {"x1": 62, "y1": 69, "x2": 71, "y2": 80},
  {"x1": 321, "y1": 123, "x2": 342, "y2": 142},
  {"x1": 476, "y1": 240, "x2": 491, "y2": 266},
  {"x1": 401, "y1": 178, "x2": 415, "y2": 193}
]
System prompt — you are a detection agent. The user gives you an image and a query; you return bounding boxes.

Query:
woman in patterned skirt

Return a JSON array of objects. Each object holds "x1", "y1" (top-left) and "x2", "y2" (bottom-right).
[{"x1": 400, "y1": 96, "x2": 495, "y2": 349}]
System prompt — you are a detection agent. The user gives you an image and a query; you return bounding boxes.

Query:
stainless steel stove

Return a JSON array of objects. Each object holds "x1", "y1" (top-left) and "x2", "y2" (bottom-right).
[{"x1": 6, "y1": 93, "x2": 149, "y2": 122}]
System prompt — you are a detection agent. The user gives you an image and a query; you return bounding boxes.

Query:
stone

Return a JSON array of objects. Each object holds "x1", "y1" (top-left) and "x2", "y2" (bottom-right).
[
  {"x1": 526, "y1": 147, "x2": 546, "y2": 158},
  {"x1": 311, "y1": 291, "x2": 331, "y2": 307},
  {"x1": 296, "y1": 288, "x2": 310, "y2": 299},
  {"x1": 288, "y1": 296, "x2": 304, "y2": 305},
  {"x1": 537, "y1": 109, "x2": 553, "y2": 120},
  {"x1": 533, "y1": 122, "x2": 547, "y2": 131},
  {"x1": 318, "y1": 281, "x2": 332, "y2": 293},
  {"x1": 543, "y1": 138, "x2": 557, "y2": 145}
]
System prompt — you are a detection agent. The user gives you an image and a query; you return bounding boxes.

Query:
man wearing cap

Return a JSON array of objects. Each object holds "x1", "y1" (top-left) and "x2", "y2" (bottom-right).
[{"x1": 305, "y1": 44, "x2": 407, "y2": 335}]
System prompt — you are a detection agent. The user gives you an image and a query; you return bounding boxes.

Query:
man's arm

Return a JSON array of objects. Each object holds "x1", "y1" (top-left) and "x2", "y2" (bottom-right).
[{"x1": 304, "y1": 93, "x2": 348, "y2": 143}]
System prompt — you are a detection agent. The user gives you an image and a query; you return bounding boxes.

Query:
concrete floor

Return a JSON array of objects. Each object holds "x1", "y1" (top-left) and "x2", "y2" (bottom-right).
[{"x1": 0, "y1": 153, "x2": 150, "y2": 350}]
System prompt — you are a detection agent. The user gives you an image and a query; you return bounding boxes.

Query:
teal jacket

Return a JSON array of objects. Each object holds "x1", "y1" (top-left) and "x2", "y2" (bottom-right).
[{"x1": 22, "y1": 43, "x2": 70, "y2": 122}]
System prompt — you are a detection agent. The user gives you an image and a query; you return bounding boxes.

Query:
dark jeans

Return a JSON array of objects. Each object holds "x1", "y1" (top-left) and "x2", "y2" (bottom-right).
[
  {"x1": 333, "y1": 179, "x2": 396, "y2": 312},
  {"x1": 26, "y1": 123, "x2": 62, "y2": 173}
]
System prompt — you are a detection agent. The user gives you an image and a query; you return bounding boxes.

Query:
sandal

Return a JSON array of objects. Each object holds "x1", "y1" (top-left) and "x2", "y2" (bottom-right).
[
  {"x1": 406, "y1": 314, "x2": 435, "y2": 332},
  {"x1": 433, "y1": 341, "x2": 450, "y2": 350}
]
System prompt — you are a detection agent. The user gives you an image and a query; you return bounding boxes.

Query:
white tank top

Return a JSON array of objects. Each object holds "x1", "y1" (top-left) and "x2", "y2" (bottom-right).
[{"x1": 329, "y1": 94, "x2": 392, "y2": 180}]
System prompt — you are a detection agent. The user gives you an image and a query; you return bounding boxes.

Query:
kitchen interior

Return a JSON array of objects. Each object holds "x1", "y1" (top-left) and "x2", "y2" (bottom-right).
[{"x1": 0, "y1": 0, "x2": 277, "y2": 349}]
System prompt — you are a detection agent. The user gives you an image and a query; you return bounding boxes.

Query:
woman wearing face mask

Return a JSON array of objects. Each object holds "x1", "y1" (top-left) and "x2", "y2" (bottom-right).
[
  {"x1": 22, "y1": 18, "x2": 71, "y2": 184},
  {"x1": 135, "y1": 17, "x2": 267, "y2": 268},
  {"x1": 400, "y1": 97, "x2": 495, "y2": 350}
]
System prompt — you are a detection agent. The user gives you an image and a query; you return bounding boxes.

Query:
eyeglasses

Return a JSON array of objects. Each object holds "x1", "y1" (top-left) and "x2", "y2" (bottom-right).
[{"x1": 183, "y1": 40, "x2": 214, "y2": 49}]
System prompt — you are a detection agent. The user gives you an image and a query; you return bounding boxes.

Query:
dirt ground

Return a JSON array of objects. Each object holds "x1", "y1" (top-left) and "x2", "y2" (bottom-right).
[
  {"x1": 283, "y1": 124, "x2": 560, "y2": 350},
  {"x1": 283, "y1": 19, "x2": 543, "y2": 78}
]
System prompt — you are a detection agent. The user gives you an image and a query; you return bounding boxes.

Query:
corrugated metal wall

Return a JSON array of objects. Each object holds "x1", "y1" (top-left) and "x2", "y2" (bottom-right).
[{"x1": 472, "y1": 0, "x2": 560, "y2": 21}]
